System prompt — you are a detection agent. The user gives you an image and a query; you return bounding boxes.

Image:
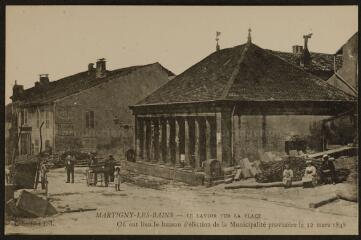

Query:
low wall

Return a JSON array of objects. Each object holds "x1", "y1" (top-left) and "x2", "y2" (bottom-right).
[{"x1": 121, "y1": 161, "x2": 205, "y2": 186}]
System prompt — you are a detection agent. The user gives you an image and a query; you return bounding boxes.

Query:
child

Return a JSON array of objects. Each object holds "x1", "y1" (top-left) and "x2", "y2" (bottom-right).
[
  {"x1": 114, "y1": 167, "x2": 121, "y2": 191},
  {"x1": 282, "y1": 163, "x2": 293, "y2": 188},
  {"x1": 302, "y1": 160, "x2": 317, "y2": 188}
]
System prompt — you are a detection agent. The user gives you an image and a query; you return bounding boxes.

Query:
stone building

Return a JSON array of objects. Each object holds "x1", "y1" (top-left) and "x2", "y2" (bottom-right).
[
  {"x1": 327, "y1": 32, "x2": 358, "y2": 96},
  {"x1": 10, "y1": 59, "x2": 174, "y2": 158},
  {"x1": 129, "y1": 35, "x2": 356, "y2": 176}
]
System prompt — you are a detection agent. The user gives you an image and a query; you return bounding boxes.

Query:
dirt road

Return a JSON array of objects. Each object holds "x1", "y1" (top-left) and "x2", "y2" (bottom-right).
[{"x1": 5, "y1": 167, "x2": 358, "y2": 235}]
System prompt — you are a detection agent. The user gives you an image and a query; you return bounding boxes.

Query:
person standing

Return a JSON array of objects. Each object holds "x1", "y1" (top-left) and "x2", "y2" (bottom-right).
[
  {"x1": 320, "y1": 155, "x2": 336, "y2": 184},
  {"x1": 40, "y1": 160, "x2": 48, "y2": 189},
  {"x1": 65, "y1": 154, "x2": 75, "y2": 183},
  {"x1": 282, "y1": 163, "x2": 293, "y2": 188},
  {"x1": 90, "y1": 154, "x2": 98, "y2": 185},
  {"x1": 103, "y1": 157, "x2": 110, "y2": 187},
  {"x1": 114, "y1": 167, "x2": 121, "y2": 191},
  {"x1": 108, "y1": 155, "x2": 115, "y2": 182}
]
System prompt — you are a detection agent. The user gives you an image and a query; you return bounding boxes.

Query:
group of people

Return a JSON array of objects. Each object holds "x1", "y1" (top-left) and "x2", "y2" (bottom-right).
[
  {"x1": 64, "y1": 153, "x2": 122, "y2": 191},
  {"x1": 282, "y1": 154, "x2": 336, "y2": 188}
]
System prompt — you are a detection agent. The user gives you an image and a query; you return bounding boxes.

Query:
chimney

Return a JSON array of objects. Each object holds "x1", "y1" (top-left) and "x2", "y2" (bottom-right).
[
  {"x1": 39, "y1": 74, "x2": 50, "y2": 86},
  {"x1": 292, "y1": 45, "x2": 303, "y2": 55},
  {"x1": 88, "y1": 63, "x2": 95, "y2": 75},
  {"x1": 12, "y1": 80, "x2": 24, "y2": 102},
  {"x1": 300, "y1": 33, "x2": 312, "y2": 67},
  {"x1": 96, "y1": 58, "x2": 107, "y2": 78}
]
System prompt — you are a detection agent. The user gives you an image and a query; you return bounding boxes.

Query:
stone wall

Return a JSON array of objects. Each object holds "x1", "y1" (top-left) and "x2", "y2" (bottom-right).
[
  {"x1": 233, "y1": 115, "x2": 330, "y2": 160},
  {"x1": 54, "y1": 64, "x2": 170, "y2": 158}
]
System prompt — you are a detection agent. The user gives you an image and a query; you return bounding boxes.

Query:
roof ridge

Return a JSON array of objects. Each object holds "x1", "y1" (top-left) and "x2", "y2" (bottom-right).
[{"x1": 220, "y1": 42, "x2": 251, "y2": 99}]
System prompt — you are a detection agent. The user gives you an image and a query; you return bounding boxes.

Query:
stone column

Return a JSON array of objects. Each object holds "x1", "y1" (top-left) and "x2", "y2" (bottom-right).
[
  {"x1": 216, "y1": 113, "x2": 222, "y2": 162},
  {"x1": 184, "y1": 117, "x2": 192, "y2": 170},
  {"x1": 160, "y1": 118, "x2": 166, "y2": 165},
  {"x1": 139, "y1": 118, "x2": 146, "y2": 161},
  {"x1": 152, "y1": 118, "x2": 160, "y2": 163},
  {"x1": 135, "y1": 117, "x2": 142, "y2": 161},
  {"x1": 205, "y1": 117, "x2": 212, "y2": 161},
  {"x1": 145, "y1": 119, "x2": 151, "y2": 162},
  {"x1": 175, "y1": 118, "x2": 181, "y2": 167},
  {"x1": 194, "y1": 117, "x2": 201, "y2": 171},
  {"x1": 233, "y1": 115, "x2": 241, "y2": 163},
  {"x1": 221, "y1": 111, "x2": 233, "y2": 166},
  {"x1": 149, "y1": 119, "x2": 155, "y2": 162},
  {"x1": 166, "y1": 118, "x2": 172, "y2": 165}
]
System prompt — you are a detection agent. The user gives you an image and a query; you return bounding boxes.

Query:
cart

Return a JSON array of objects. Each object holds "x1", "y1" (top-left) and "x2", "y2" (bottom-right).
[{"x1": 86, "y1": 164, "x2": 111, "y2": 187}]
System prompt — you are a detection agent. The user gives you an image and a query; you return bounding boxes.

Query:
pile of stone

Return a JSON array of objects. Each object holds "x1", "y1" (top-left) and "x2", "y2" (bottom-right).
[
  {"x1": 120, "y1": 169, "x2": 169, "y2": 190},
  {"x1": 6, "y1": 190, "x2": 57, "y2": 218}
]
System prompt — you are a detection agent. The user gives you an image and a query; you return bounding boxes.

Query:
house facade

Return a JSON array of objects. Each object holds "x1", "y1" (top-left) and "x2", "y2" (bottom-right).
[
  {"x1": 130, "y1": 37, "x2": 356, "y2": 174},
  {"x1": 10, "y1": 59, "x2": 174, "y2": 158}
]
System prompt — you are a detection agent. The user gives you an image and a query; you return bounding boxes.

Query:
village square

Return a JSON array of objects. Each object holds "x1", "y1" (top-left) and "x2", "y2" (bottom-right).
[{"x1": 4, "y1": 6, "x2": 358, "y2": 235}]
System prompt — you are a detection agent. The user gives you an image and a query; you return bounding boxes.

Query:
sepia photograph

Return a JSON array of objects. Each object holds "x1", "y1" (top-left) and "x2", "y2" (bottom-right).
[{"x1": 3, "y1": 4, "x2": 359, "y2": 235}]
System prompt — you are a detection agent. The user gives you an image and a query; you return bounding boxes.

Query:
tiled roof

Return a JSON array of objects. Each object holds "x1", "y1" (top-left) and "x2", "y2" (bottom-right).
[
  {"x1": 15, "y1": 62, "x2": 174, "y2": 105},
  {"x1": 136, "y1": 42, "x2": 355, "y2": 106},
  {"x1": 268, "y1": 50, "x2": 342, "y2": 77}
]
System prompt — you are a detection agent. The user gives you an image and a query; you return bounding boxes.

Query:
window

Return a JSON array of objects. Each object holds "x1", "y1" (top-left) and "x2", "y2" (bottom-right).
[
  {"x1": 85, "y1": 111, "x2": 95, "y2": 129},
  {"x1": 20, "y1": 109, "x2": 28, "y2": 126},
  {"x1": 45, "y1": 111, "x2": 50, "y2": 128}
]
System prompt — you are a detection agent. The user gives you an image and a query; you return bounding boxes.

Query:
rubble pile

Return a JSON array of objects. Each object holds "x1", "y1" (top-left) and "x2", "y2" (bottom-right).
[
  {"x1": 255, "y1": 156, "x2": 351, "y2": 183},
  {"x1": 120, "y1": 169, "x2": 169, "y2": 190},
  {"x1": 6, "y1": 190, "x2": 57, "y2": 218}
]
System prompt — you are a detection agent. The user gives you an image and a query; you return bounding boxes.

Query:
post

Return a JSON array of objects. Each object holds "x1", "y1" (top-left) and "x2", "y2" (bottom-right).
[
  {"x1": 149, "y1": 119, "x2": 155, "y2": 162},
  {"x1": 138, "y1": 118, "x2": 145, "y2": 161},
  {"x1": 233, "y1": 115, "x2": 240, "y2": 162},
  {"x1": 175, "y1": 118, "x2": 181, "y2": 167},
  {"x1": 152, "y1": 118, "x2": 160, "y2": 163},
  {"x1": 205, "y1": 117, "x2": 212, "y2": 161},
  {"x1": 184, "y1": 118, "x2": 192, "y2": 170},
  {"x1": 166, "y1": 118, "x2": 173, "y2": 165},
  {"x1": 135, "y1": 116, "x2": 140, "y2": 160},
  {"x1": 194, "y1": 117, "x2": 201, "y2": 171},
  {"x1": 220, "y1": 111, "x2": 233, "y2": 166},
  {"x1": 216, "y1": 113, "x2": 222, "y2": 162},
  {"x1": 160, "y1": 118, "x2": 166, "y2": 165},
  {"x1": 145, "y1": 119, "x2": 151, "y2": 161}
]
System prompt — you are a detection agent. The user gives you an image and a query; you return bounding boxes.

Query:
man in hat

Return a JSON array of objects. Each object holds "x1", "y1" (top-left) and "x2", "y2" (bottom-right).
[
  {"x1": 40, "y1": 160, "x2": 49, "y2": 190},
  {"x1": 65, "y1": 154, "x2": 75, "y2": 183},
  {"x1": 103, "y1": 155, "x2": 115, "y2": 187},
  {"x1": 302, "y1": 159, "x2": 317, "y2": 187},
  {"x1": 320, "y1": 154, "x2": 336, "y2": 184}
]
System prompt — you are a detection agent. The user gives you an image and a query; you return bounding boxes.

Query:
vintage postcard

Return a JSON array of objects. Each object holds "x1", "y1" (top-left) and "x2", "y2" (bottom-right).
[{"x1": 4, "y1": 5, "x2": 358, "y2": 235}]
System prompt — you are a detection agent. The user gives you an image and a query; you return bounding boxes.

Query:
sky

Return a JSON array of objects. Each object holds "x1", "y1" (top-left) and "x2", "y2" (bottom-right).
[{"x1": 5, "y1": 5, "x2": 358, "y2": 104}]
